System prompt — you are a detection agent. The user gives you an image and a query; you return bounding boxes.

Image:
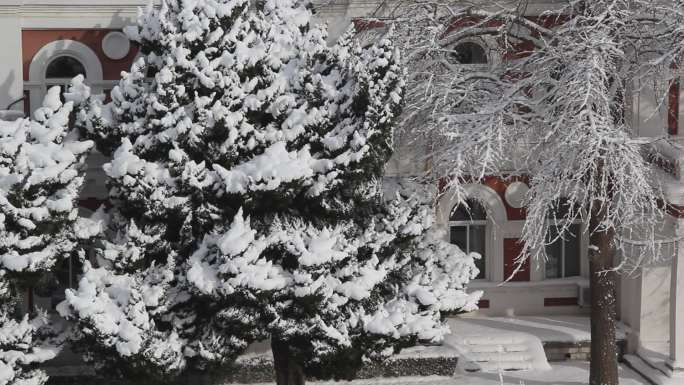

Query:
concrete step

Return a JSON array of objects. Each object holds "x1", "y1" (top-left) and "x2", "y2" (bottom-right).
[
  {"x1": 450, "y1": 332, "x2": 551, "y2": 373},
  {"x1": 465, "y1": 343, "x2": 529, "y2": 353},
  {"x1": 461, "y1": 336, "x2": 527, "y2": 345},
  {"x1": 461, "y1": 359, "x2": 534, "y2": 372},
  {"x1": 623, "y1": 354, "x2": 673, "y2": 385},
  {"x1": 464, "y1": 351, "x2": 532, "y2": 363}
]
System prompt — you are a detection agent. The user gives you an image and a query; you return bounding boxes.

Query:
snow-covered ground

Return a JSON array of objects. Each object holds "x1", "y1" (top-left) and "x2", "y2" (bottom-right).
[
  {"x1": 448, "y1": 316, "x2": 626, "y2": 343},
  {"x1": 232, "y1": 362, "x2": 647, "y2": 385},
  {"x1": 445, "y1": 316, "x2": 555, "y2": 372},
  {"x1": 241, "y1": 315, "x2": 613, "y2": 357}
]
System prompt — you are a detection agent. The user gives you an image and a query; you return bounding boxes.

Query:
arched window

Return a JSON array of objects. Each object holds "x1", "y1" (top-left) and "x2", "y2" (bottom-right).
[
  {"x1": 451, "y1": 42, "x2": 488, "y2": 65},
  {"x1": 545, "y1": 199, "x2": 581, "y2": 279},
  {"x1": 26, "y1": 40, "x2": 104, "y2": 115},
  {"x1": 44, "y1": 56, "x2": 86, "y2": 103},
  {"x1": 45, "y1": 56, "x2": 86, "y2": 79},
  {"x1": 450, "y1": 199, "x2": 487, "y2": 279}
]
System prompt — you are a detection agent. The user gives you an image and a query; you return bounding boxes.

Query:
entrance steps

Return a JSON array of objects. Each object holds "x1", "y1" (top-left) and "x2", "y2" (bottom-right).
[
  {"x1": 624, "y1": 347, "x2": 684, "y2": 385},
  {"x1": 446, "y1": 333, "x2": 551, "y2": 373}
]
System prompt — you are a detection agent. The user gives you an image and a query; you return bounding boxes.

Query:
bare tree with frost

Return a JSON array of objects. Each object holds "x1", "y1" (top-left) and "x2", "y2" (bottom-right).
[
  {"x1": 384, "y1": 0, "x2": 684, "y2": 384},
  {"x1": 59, "y1": 0, "x2": 482, "y2": 384}
]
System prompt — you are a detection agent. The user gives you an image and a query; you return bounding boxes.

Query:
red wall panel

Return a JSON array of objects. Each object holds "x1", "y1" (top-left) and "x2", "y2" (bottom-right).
[
  {"x1": 503, "y1": 238, "x2": 530, "y2": 282},
  {"x1": 22, "y1": 29, "x2": 138, "y2": 81}
]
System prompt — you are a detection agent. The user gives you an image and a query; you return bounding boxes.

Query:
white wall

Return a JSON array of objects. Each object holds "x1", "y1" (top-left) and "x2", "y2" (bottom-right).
[
  {"x1": 620, "y1": 272, "x2": 642, "y2": 352},
  {"x1": 470, "y1": 280, "x2": 588, "y2": 316},
  {"x1": 632, "y1": 74, "x2": 669, "y2": 138},
  {"x1": 640, "y1": 266, "x2": 671, "y2": 346},
  {"x1": 0, "y1": 7, "x2": 23, "y2": 112}
]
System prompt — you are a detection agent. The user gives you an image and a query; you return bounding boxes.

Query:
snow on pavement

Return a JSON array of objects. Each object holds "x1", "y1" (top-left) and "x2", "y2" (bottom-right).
[
  {"x1": 448, "y1": 316, "x2": 626, "y2": 343},
  {"x1": 232, "y1": 362, "x2": 648, "y2": 385}
]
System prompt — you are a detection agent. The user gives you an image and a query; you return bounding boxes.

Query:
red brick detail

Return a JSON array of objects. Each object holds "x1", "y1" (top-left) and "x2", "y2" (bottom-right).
[
  {"x1": 667, "y1": 203, "x2": 684, "y2": 218},
  {"x1": 503, "y1": 238, "x2": 530, "y2": 282},
  {"x1": 440, "y1": 15, "x2": 571, "y2": 61},
  {"x1": 670, "y1": 78, "x2": 680, "y2": 136},
  {"x1": 544, "y1": 297, "x2": 578, "y2": 307},
  {"x1": 481, "y1": 176, "x2": 528, "y2": 220},
  {"x1": 437, "y1": 175, "x2": 530, "y2": 221},
  {"x1": 22, "y1": 29, "x2": 139, "y2": 81},
  {"x1": 477, "y1": 299, "x2": 490, "y2": 309},
  {"x1": 352, "y1": 18, "x2": 387, "y2": 32},
  {"x1": 78, "y1": 197, "x2": 109, "y2": 211}
]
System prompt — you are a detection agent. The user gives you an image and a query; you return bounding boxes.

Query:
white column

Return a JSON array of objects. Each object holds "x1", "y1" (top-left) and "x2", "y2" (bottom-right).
[
  {"x1": 668, "y1": 219, "x2": 684, "y2": 372},
  {"x1": 0, "y1": 7, "x2": 24, "y2": 112}
]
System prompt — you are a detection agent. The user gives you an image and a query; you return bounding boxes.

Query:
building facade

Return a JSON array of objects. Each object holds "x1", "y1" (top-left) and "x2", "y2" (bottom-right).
[{"x1": 1, "y1": 0, "x2": 684, "y2": 376}]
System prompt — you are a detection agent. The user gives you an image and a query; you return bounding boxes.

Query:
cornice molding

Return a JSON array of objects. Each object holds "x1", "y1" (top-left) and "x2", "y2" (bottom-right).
[{"x1": 0, "y1": 1, "x2": 572, "y2": 22}]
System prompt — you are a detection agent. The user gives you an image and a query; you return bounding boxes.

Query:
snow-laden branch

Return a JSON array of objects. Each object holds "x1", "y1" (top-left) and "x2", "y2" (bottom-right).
[{"x1": 390, "y1": 0, "x2": 684, "y2": 274}]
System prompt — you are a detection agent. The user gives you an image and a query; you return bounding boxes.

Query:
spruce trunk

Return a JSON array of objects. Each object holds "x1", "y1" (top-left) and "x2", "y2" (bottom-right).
[
  {"x1": 589, "y1": 204, "x2": 618, "y2": 385},
  {"x1": 272, "y1": 339, "x2": 305, "y2": 385}
]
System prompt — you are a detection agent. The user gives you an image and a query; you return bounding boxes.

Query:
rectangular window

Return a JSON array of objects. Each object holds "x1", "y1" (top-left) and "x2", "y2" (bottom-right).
[
  {"x1": 545, "y1": 224, "x2": 581, "y2": 279},
  {"x1": 451, "y1": 225, "x2": 486, "y2": 279},
  {"x1": 451, "y1": 226, "x2": 467, "y2": 250},
  {"x1": 49, "y1": 254, "x2": 83, "y2": 310}
]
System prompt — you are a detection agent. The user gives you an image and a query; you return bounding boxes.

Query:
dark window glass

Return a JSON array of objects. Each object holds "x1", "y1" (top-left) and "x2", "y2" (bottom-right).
[
  {"x1": 450, "y1": 199, "x2": 487, "y2": 279},
  {"x1": 450, "y1": 226, "x2": 467, "y2": 250},
  {"x1": 547, "y1": 198, "x2": 581, "y2": 219},
  {"x1": 470, "y1": 225, "x2": 486, "y2": 279},
  {"x1": 46, "y1": 56, "x2": 86, "y2": 79},
  {"x1": 452, "y1": 42, "x2": 488, "y2": 65},
  {"x1": 31, "y1": 254, "x2": 84, "y2": 310},
  {"x1": 146, "y1": 65, "x2": 158, "y2": 79},
  {"x1": 450, "y1": 199, "x2": 487, "y2": 221},
  {"x1": 545, "y1": 223, "x2": 581, "y2": 279},
  {"x1": 470, "y1": 225, "x2": 486, "y2": 256},
  {"x1": 545, "y1": 226, "x2": 563, "y2": 279},
  {"x1": 564, "y1": 224, "x2": 581, "y2": 277}
]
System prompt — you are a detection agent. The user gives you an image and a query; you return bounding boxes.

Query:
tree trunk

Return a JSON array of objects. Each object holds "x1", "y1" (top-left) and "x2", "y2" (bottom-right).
[
  {"x1": 589, "y1": 205, "x2": 619, "y2": 385},
  {"x1": 272, "y1": 339, "x2": 305, "y2": 385}
]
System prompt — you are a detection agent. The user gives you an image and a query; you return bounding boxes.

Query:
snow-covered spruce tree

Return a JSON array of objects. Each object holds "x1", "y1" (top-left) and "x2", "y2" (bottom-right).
[
  {"x1": 387, "y1": 0, "x2": 684, "y2": 384},
  {"x1": 60, "y1": 0, "x2": 481, "y2": 383},
  {"x1": 72, "y1": 58, "x2": 148, "y2": 158},
  {"x1": 0, "y1": 275, "x2": 51, "y2": 385},
  {"x1": 0, "y1": 87, "x2": 94, "y2": 385}
]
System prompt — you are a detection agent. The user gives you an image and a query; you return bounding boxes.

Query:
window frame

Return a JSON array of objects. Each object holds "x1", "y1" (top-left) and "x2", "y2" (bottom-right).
[
  {"x1": 544, "y1": 220, "x2": 583, "y2": 280},
  {"x1": 25, "y1": 39, "x2": 108, "y2": 116},
  {"x1": 450, "y1": 41, "x2": 489, "y2": 66},
  {"x1": 446, "y1": 37, "x2": 493, "y2": 70},
  {"x1": 45, "y1": 54, "x2": 86, "y2": 81},
  {"x1": 449, "y1": 199, "x2": 489, "y2": 280},
  {"x1": 41, "y1": 54, "x2": 88, "y2": 105}
]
